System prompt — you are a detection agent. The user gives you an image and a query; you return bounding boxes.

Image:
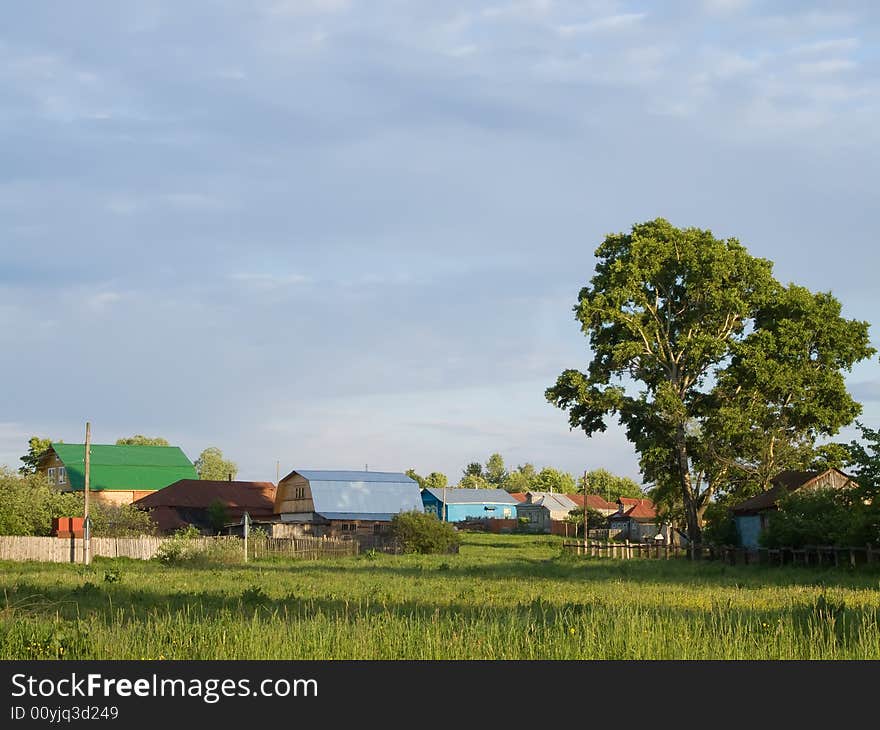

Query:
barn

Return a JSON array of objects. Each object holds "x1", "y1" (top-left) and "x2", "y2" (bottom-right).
[
  {"x1": 273, "y1": 469, "x2": 423, "y2": 538},
  {"x1": 421, "y1": 488, "x2": 519, "y2": 522},
  {"x1": 731, "y1": 468, "x2": 858, "y2": 548}
]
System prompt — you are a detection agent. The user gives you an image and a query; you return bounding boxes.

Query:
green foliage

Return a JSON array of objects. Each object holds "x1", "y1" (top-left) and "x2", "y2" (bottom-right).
[
  {"x1": 194, "y1": 447, "x2": 238, "y2": 481},
  {"x1": 405, "y1": 469, "x2": 426, "y2": 488},
  {"x1": 18, "y1": 437, "x2": 53, "y2": 476},
  {"x1": 115, "y1": 435, "x2": 169, "y2": 446},
  {"x1": 458, "y1": 474, "x2": 490, "y2": 489},
  {"x1": 88, "y1": 503, "x2": 157, "y2": 537},
  {"x1": 546, "y1": 218, "x2": 875, "y2": 541},
  {"x1": 462, "y1": 462, "x2": 484, "y2": 479},
  {"x1": 582, "y1": 468, "x2": 643, "y2": 501},
  {"x1": 504, "y1": 463, "x2": 536, "y2": 493},
  {"x1": 206, "y1": 500, "x2": 229, "y2": 533},
  {"x1": 701, "y1": 502, "x2": 739, "y2": 546},
  {"x1": 848, "y1": 422, "x2": 880, "y2": 500},
  {"x1": 390, "y1": 511, "x2": 461, "y2": 554},
  {"x1": 156, "y1": 530, "x2": 243, "y2": 566},
  {"x1": 533, "y1": 467, "x2": 576, "y2": 494},
  {"x1": 0, "y1": 468, "x2": 82, "y2": 536},
  {"x1": 484, "y1": 453, "x2": 507, "y2": 487},
  {"x1": 423, "y1": 472, "x2": 448, "y2": 491},
  {"x1": 761, "y1": 487, "x2": 880, "y2": 548}
]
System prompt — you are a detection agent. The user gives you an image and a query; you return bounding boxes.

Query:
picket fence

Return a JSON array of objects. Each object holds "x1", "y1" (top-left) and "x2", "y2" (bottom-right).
[{"x1": 0, "y1": 534, "x2": 357, "y2": 564}]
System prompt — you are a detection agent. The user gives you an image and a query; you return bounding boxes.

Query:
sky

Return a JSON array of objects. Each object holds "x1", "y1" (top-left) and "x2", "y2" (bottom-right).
[{"x1": 1, "y1": 0, "x2": 879, "y2": 484}]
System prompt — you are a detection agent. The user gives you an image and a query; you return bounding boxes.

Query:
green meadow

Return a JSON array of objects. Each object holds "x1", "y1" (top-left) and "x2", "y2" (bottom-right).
[{"x1": 2, "y1": 533, "x2": 879, "y2": 660}]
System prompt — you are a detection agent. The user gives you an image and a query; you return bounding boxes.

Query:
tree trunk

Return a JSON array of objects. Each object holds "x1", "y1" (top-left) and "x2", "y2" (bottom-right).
[{"x1": 674, "y1": 426, "x2": 702, "y2": 544}]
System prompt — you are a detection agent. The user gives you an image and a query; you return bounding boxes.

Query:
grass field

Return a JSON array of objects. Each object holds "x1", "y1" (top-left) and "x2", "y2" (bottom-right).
[{"x1": 2, "y1": 533, "x2": 879, "y2": 659}]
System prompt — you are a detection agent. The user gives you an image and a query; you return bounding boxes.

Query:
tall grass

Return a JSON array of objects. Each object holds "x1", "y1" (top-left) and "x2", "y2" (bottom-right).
[{"x1": 1, "y1": 534, "x2": 878, "y2": 659}]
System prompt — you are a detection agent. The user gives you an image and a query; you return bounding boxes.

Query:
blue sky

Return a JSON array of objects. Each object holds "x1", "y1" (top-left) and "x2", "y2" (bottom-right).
[{"x1": 1, "y1": 0, "x2": 879, "y2": 483}]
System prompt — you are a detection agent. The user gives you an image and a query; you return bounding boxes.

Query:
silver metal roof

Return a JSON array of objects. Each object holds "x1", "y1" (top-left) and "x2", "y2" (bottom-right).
[
  {"x1": 523, "y1": 492, "x2": 578, "y2": 512},
  {"x1": 317, "y1": 512, "x2": 404, "y2": 521},
  {"x1": 423, "y1": 487, "x2": 519, "y2": 505},
  {"x1": 302, "y1": 474, "x2": 423, "y2": 517},
  {"x1": 292, "y1": 470, "x2": 417, "y2": 484}
]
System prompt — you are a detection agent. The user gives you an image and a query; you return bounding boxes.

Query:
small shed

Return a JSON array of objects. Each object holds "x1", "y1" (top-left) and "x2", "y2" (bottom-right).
[
  {"x1": 273, "y1": 469, "x2": 423, "y2": 538},
  {"x1": 731, "y1": 468, "x2": 858, "y2": 548},
  {"x1": 421, "y1": 488, "x2": 519, "y2": 522}
]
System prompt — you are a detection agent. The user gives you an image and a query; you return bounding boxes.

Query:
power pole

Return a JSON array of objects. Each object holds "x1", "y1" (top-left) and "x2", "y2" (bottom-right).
[
  {"x1": 276, "y1": 460, "x2": 280, "y2": 484},
  {"x1": 582, "y1": 470, "x2": 588, "y2": 551},
  {"x1": 442, "y1": 484, "x2": 447, "y2": 522},
  {"x1": 83, "y1": 422, "x2": 92, "y2": 566}
]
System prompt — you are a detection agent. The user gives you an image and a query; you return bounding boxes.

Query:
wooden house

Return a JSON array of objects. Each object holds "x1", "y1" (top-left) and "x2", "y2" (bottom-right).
[
  {"x1": 133, "y1": 479, "x2": 276, "y2": 534},
  {"x1": 516, "y1": 492, "x2": 579, "y2": 533},
  {"x1": 421, "y1": 488, "x2": 519, "y2": 522},
  {"x1": 38, "y1": 442, "x2": 197, "y2": 506},
  {"x1": 731, "y1": 468, "x2": 858, "y2": 548},
  {"x1": 273, "y1": 469, "x2": 423, "y2": 538}
]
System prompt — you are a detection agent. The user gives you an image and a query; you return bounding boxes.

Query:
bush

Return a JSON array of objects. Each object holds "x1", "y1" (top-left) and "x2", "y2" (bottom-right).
[
  {"x1": 0, "y1": 468, "x2": 82, "y2": 536},
  {"x1": 390, "y1": 511, "x2": 461, "y2": 555},
  {"x1": 761, "y1": 487, "x2": 879, "y2": 548},
  {"x1": 702, "y1": 502, "x2": 739, "y2": 545},
  {"x1": 155, "y1": 530, "x2": 243, "y2": 566},
  {"x1": 89, "y1": 503, "x2": 157, "y2": 537}
]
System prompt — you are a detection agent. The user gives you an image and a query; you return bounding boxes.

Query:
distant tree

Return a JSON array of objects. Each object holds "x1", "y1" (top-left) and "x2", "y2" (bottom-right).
[
  {"x1": 565, "y1": 506, "x2": 608, "y2": 538},
  {"x1": 423, "y1": 472, "x2": 448, "y2": 491},
  {"x1": 405, "y1": 469, "x2": 426, "y2": 488},
  {"x1": 504, "y1": 463, "x2": 537, "y2": 493},
  {"x1": 533, "y1": 467, "x2": 576, "y2": 494},
  {"x1": 207, "y1": 499, "x2": 229, "y2": 533},
  {"x1": 847, "y1": 422, "x2": 880, "y2": 500},
  {"x1": 462, "y1": 462, "x2": 484, "y2": 479},
  {"x1": 116, "y1": 435, "x2": 169, "y2": 446},
  {"x1": 195, "y1": 447, "x2": 238, "y2": 481},
  {"x1": 484, "y1": 453, "x2": 508, "y2": 487},
  {"x1": 458, "y1": 474, "x2": 490, "y2": 489},
  {"x1": 18, "y1": 437, "x2": 53, "y2": 476},
  {"x1": 582, "y1": 468, "x2": 644, "y2": 502}
]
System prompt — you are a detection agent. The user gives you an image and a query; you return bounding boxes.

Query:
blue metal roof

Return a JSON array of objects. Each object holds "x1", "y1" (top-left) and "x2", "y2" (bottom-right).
[
  {"x1": 423, "y1": 487, "x2": 519, "y2": 505},
  {"x1": 296, "y1": 471, "x2": 423, "y2": 517},
  {"x1": 292, "y1": 470, "x2": 417, "y2": 484}
]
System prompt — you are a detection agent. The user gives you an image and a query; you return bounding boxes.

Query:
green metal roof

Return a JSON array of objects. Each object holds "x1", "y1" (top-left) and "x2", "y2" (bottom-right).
[{"x1": 51, "y1": 443, "x2": 197, "y2": 492}]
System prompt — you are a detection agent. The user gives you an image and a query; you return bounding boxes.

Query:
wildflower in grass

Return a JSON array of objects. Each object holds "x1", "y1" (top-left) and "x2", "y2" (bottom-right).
[{"x1": 569, "y1": 627, "x2": 576, "y2": 635}]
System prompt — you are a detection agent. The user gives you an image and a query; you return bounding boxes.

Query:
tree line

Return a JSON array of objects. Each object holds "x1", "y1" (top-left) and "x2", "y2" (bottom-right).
[{"x1": 407, "y1": 453, "x2": 644, "y2": 502}]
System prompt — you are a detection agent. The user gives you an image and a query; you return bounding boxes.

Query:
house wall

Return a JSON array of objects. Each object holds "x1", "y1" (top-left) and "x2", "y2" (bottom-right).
[
  {"x1": 736, "y1": 515, "x2": 763, "y2": 549},
  {"x1": 275, "y1": 473, "x2": 314, "y2": 515},
  {"x1": 516, "y1": 504, "x2": 550, "y2": 533},
  {"x1": 37, "y1": 449, "x2": 70, "y2": 490},
  {"x1": 37, "y1": 448, "x2": 155, "y2": 506},
  {"x1": 421, "y1": 493, "x2": 516, "y2": 522}
]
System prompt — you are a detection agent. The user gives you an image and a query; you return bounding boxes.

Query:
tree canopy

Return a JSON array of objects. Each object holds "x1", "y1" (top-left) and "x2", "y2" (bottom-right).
[
  {"x1": 547, "y1": 218, "x2": 874, "y2": 541},
  {"x1": 194, "y1": 447, "x2": 238, "y2": 481},
  {"x1": 18, "y1": 436, "x2": 53, "y2": 475},
  {"x1": 115, "y1": 435, "x2": 169, "y2": 446}
]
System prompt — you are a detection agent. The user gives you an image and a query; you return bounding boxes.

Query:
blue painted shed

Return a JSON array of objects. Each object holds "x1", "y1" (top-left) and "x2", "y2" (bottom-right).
[{"x1": 421, "y1": 488, "x2": 519, "y2": 522}]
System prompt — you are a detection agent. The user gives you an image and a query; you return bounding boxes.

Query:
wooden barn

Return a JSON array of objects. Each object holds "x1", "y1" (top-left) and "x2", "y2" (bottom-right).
[
  {"x1": 38, "y1": 442, "x2": 197, "y2": 506},
  {"x1": 273, "y1": 470, "x2": 423, "y2": 538},
  {"x1": 133, "y1": 479, "x2": 276, "y2": 534},
  {"x1": 731, "y1": 468, "x2": 858, "y2": 548}
]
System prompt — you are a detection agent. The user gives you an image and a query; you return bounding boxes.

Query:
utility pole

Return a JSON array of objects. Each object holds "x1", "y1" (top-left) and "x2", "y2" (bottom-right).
[
  {"x1": 582, "y1": 470, "x2": 589, "y2": 551},
  {"x1": 442, "y1": 483, "x2": 447, "y2": 522},
  {"x1": 276, "y1": 460, "x2": 280, "y2": 484},
  {"x1": 242, "y1": 511, "x2": 250, "y2": 563},
  {"x1": 83, "y1": 422, "x2": 91, "y2": 566}
]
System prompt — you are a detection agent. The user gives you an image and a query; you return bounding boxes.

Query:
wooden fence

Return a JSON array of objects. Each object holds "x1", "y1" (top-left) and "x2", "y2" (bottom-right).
[
  {"x1": 0, "y1": 534, "x2": 357, "y2": 563},
  {"x1": 561, "y1": 540, "x2": 879, "y2": 567}
]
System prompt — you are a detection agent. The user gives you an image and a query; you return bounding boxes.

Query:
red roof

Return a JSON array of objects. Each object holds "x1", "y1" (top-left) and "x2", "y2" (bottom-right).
[
  {"x1": 613, "y1": 497, "x2": 657, "y2": 521},
  {"x1": 567, "y1": 494, "x2": 618, "y2": 512},
  {"x1": 508, "y1": 492, "x2": 527, "y2": 502},
  {"x1": 133, "y1": 479, "x2": 276, "y2": 516}
]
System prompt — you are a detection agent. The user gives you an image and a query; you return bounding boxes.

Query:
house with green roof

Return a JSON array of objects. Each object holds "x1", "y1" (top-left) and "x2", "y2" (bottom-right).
[{"x1": 38, "y1": 442, "x2": 198, "y2": 506}]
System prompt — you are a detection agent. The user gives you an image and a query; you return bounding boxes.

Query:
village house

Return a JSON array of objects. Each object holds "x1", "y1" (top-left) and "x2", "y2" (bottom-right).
[
  {"x1": 731, "y1": 468, "x2": 858, "y2": 548},
  {"x1": 608, "y1": 497, "x2": 663, "y2": 542},
  {"x1": 516, "y1": 492, "x2": 578, "y2": 533},
  {"x1": 38, "y1": 442, "x2": 197, "y2": 506},
  {"x1": 421, "y1": 487, "x2": 519, "y2": 522},
  {"x1": 132, "y1": 479, "x2": 276, "y2": 534},
  {"x1": 273, "y1": 469, "x2": 423, "y2": 539}
]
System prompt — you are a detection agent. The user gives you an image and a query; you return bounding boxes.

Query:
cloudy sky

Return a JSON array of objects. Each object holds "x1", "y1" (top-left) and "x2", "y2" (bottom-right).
[{"x1": 1, "y1": 0, "x2": 879, "y2": 483}]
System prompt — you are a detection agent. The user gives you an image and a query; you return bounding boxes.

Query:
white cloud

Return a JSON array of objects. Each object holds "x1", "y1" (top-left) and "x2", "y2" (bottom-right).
[
  {"x1": 265, "y1": 0, "x2": 351, "y2": 16},
  {"x1": 228, "y1": 272, "x2": 309, "y2": 290},
  {"x1": 791, "y1": 38, "x2": 859, "y2": 55},
  {"x1": 797, "y1": 58, "x2": 858, "y2": 75},
  {"x1": 703, "y1": 0, "x2": 751, "y2": 14},
  {"x1": 87, "y1": 292, "x2": 122, "y2": 312}
]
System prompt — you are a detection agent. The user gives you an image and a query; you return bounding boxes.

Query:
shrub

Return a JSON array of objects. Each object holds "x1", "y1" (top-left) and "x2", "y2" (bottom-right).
[
  {"x1": 89, "y1": 503, "x2": 157, "y2": 537},
  {"x1": 390, "y1": 511, "x2": 461, "y2": 554},
  {"x1": 702, "y1": 502, "x2": 739, "y2": 545}
]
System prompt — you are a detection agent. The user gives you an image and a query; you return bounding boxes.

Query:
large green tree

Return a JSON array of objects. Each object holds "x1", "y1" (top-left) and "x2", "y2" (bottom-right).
[
  {"x1": 547, "y1": 219, "x2": 873, "y2": 542},
  {"x1": 504, "y1": 463, "x2": 537, "y2": 493},
  {"x1": 581, "y1": 468, "x2": 643, "y2": 502},
  {"x1": 484, "y1": 453, "x2": 508, "y2": 487},
  {"x1": 847, "y1": 422, "x2": 880, "y2": 500},
  {"x1": 194, "y1": 447, "x2": 238, "y2": 481}
]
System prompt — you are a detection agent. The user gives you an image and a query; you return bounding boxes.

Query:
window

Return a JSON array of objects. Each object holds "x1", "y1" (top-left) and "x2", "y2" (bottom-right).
[
  {"x1": 373, "y1": 523, "x2": 384, "y2": 535},
  {"x1": 58, "y1": 467, "x2": 66, "y2": 485},
  {"x1": 503, "y1": 508, "x2": 512, "y2": 518},
  {"x1": 295, "y1": 487, "x2": 305, "y2": 499},
  {"x1": 48, "y1": 467, "x2": 56, "y2": 483},
  {"x1": 340, "y1": 522, "x2": 356, "y2": 532}
]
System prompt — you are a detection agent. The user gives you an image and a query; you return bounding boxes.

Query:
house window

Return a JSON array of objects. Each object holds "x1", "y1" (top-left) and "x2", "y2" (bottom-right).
[
  {"x1": 340, "y1": 522, "x2": 356, "y2": 532},
  {"x1": 295, "y1": 487, "x2": 305, "y2": 499},
  {"x1": 503, "y1": 508, "x2": 512, "y2": 518},
  {"x1": 48, "y1": 467, "x2": 56, "y2": 483},
  {"x1": 57, "y1": 467, "x2": 66, "y2": 485},
  {"x1": 373, "y1": 523, "x2": 384, "y2": 535}
]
